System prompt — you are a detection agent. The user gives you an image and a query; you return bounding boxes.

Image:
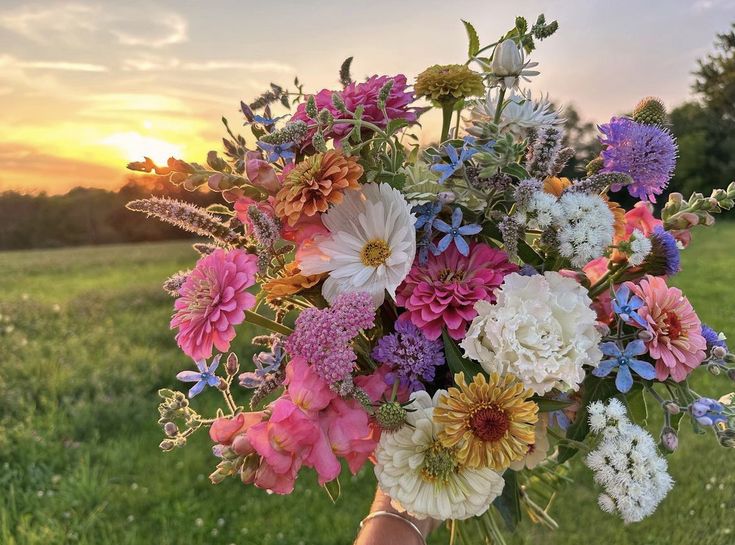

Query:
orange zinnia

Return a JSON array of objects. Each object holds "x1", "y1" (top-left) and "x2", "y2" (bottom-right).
[
  {"x1": 274, "y1": 151, "x2": 362, "y2": 226},
  {"x1": 262, "y1": 262, "x2": 324, "y2": 302}
]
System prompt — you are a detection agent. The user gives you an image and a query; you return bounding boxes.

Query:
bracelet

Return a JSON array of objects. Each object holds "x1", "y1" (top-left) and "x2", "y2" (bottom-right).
[{"x1": 359, "y1": 510, "x2": 426, "y2": 545}]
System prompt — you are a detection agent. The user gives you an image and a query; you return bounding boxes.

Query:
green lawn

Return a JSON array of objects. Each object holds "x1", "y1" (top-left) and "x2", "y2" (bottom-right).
[{"x1": 1, "y1": 227, "x2": 734, "y2": 545}]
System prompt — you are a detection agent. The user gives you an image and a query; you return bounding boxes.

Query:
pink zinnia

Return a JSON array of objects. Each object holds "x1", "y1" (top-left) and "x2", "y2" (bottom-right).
[
  {"x1": 290, "y1": 75, "x2": 417, "y2": 144},
  {"x1": 627, "y1": 275, "x2": 706, "y2": 382},
  {"x1": 396, "y1": 243, "x2": 518, "y2": 340},
  {"x1": 171, "y1": 249, "x2": 258, "y2": 360}
]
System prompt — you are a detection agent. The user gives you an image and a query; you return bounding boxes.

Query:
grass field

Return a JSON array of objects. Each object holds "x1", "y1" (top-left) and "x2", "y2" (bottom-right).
[{"x1": 1, "y1": 226, "x2": 734, "y2": 545}]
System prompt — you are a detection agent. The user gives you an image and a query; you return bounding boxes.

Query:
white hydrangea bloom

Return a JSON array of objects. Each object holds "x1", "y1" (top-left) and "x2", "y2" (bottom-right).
[
  {"x1": 555, "y1": 193, "x2": 615, "y2": 267},
  {"x1": 461, "y1": 271, "x2": 602, "y2": 394},
  {"x1": 585, "y1": 399, "x2": 674, "y2": 524},
  {"x1": 374, "y1": 390, "x2": 505, "y2": 520}
]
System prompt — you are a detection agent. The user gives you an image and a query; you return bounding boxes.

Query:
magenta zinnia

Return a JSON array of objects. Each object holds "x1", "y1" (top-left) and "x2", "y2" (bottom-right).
[
  {"x1": 290, "y1": 74, "x2": 416, "y2": 144},
  {"x1": 626, "y1": 275, "x2": 706, "y2": 382},
  {"x1": 396, "y1": 243, "x2": 518, "y2": 340},
  {"x1": 171, "y1": 248, "x2": 258, "y2": 360}
]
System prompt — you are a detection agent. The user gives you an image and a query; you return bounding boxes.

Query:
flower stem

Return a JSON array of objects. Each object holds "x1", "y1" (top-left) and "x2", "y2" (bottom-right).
[
  {"x1": 440, "y1": 102, "x2": 455, "y2": 142},
  {"x1": 244, "y1": 310, "x2": 293, "y2": 335},
  {"x1": 493, "y1": 87, "x2": 506, "y2": 124}
]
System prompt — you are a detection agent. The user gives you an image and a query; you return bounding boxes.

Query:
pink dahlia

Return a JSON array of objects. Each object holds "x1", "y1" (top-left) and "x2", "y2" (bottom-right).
[
  {"x1": 627, "y1": 275, "x2": 706, "y2": 382},
  {"x1": 396, "y1": 243, "x2": 518, "y2": 340},
  {"x1": 171, "y1": 249, "x2": 258, "y2": 360},
  {"x1": 290, "y1": 75, "x2": 417, "y2": 144}
]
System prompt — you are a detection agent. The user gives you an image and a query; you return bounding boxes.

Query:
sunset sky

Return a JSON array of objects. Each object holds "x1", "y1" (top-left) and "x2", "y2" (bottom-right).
[{"x1": 1, "y1": 0, "x2": 733, "y2": 194}]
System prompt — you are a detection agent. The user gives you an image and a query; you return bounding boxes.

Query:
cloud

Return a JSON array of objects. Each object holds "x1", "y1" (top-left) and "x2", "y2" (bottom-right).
[
  {"x1": 16, "y1": 61, "x2": 108, "y2": 72},
  {"x1": 111, "y1": 12, "x2": 188, "y2": 48},
  {"x1": 692, "y1": 0, "x2": 735, "y2": 11},
  {"x1": 121, "y1": 56, "x2": 293, "y2": 73},
  {"x1": 0, "y1": 3, "x2": 99, "y2": 45},
  {"x1": 0, "y1": 3, "x2": 188, "y2": 48}
]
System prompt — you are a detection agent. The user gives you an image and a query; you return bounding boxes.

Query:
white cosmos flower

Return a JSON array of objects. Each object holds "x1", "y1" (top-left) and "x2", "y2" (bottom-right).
[
  {"x1": 461, "y1": 271, "x2": 602, "y2": 395},
  {"x1": 298, "y1": 182, "x2": 416, "y2": 306},
  {"x1": 467, "y1": 89, "x2": 564, "y2": 138},
  {"x1": 509, "y1": 417, "x2": 550, "y2": 471},
  {"x1": 374, "y1": 390, "x2": 505, "y2": 521}
]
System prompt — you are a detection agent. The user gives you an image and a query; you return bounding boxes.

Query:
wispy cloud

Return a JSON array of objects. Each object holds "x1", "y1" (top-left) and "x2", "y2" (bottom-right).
[
  {"x1": 121, "y1": 56, "x2": 293, "y2": 73},
  {"x1": 691, "y1": 0, "x2": 735, "y2": 11},
  {"x1": 16, "y1": 61, "x2": 108, "y2": 72},
  {"x1": 0, "y1": 3, "x2": 99, "y2": 45},
  {"x1": 111, "y1": 13, "x2": 188, "y2": 48}
]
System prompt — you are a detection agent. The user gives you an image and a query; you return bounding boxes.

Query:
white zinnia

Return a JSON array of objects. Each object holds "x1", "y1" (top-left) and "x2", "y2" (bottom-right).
[
  {"x1": 467, "y1": 89, "x2": 564, "y2": 138},
  {"x1": 461, "y1": 271, "x2": 602, "y2": 395},
  {"x1": 299, "y1": 182, "x2": 416, "y2": 306},
  {"x1": 374, "y1": 390, "x2": 505, "y2": 520},
  {"x1": 585, "y1": 399, "x2": 674, "y2": 523}
]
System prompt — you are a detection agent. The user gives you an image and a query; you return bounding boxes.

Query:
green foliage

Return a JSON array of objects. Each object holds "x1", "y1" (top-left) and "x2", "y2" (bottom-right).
[
  {"x1": 462, "y1": 20, "x2": 480, "y2": 57},
  {"x1": 442, "y1": 331, "x2": 482, "y2": 379}
]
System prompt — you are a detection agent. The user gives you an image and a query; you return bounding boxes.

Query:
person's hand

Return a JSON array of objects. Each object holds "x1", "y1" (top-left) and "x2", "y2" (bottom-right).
[{"x1": 353, "y1": 488, "x2": 442, "y2": 545}]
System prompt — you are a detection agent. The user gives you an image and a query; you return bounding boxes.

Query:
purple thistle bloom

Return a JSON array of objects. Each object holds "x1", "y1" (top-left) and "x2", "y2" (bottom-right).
[
  {"x1": 690, "y1": 397, "x2": 728, "y2": 427},
  {"x1": 701, "y1": 324, "x2": 728, "y2": 353},
  {"x1": 176, "y1": 355, "x2": 222, "y2": 398},
  {"x1": 612, "y1": 284, "x2": 648, "y2": 328},
  {"x1": 432, "y1": 207, "x2": 482, "y2": 256},
  {"x1": 372, "y1": 320, "x2": 445, "y2": 391},
  {"x1": 593, "y1": 340, "x2": 656, "y2": 393},
  {"x1": 598, "y1": 117, "x2": 677, "y2": 203},
  {"x1": 644, "y1": 226, "x2": 680, "y2": 276}
]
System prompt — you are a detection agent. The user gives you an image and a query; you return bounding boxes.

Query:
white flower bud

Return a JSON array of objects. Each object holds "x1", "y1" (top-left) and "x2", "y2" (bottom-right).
[{"x1": 491, "y1": 39, "x2": 524, "y2": 76}]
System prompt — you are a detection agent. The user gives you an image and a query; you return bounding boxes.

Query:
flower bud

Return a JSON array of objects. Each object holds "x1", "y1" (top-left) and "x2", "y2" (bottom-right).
[
  {"x1": 660, "y1": 426, "x2": 678, "y2": 453},
  {"x1": 225, "y1": 353, "x2": 239, "y2": 375},
  {"x1": 638, "y1": 329, "x2": 654, "y2": 342},
  {"x1": 159, "y1": 439, "x2": 175, "y2": 452},
  {"x1": 728, "y1": 368, "x2": 735, "y2": 382},
  {"x1": 376, "y1": 401, "x2": 408, "y2": 432},
  {"x1": 713, "y1": 346, "x2": 727, "y2": 359},
  {"x1": 209, "y1": 469, "x2": 228, "y2": 485},
  {"x1": 708, "y1": 363, "x2": 722, "y2": 376},
  {"x1": 240, "y1": 455, "x2": 259, "y2": 484},
  {"x1": 305, "y1": 95, "x2": 318, "y2": 119},
  {"x1": 232, "y1": 434, "x2": 254, "y2": 456},
  {"x1": 163, "y1": 422, "x2": 179, "y2": 437},
  {"x1": 491, "y1": 39, "x2": 524, "y2": 76},
  {"x1": 217, "y1": 377, "x2": 228, "y2": 391},
  {"x1": 437, "y1": 191, "x2": 456, "y2": 204},
  {"x1": 663, "y1": 401, "x2": 680, "y2": 415},
  {"x1": 595, "y1": 323, "x2": 611, "y2": 337},
  {"x1": 717, "y1": 429, "x2": 735, "y2": 448}
]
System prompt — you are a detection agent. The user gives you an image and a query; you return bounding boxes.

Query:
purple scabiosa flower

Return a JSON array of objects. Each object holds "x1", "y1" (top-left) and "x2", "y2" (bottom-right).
[
  {"x1": 598, "y1": 117, "x2": 677, "y2": 202},
  {"x1": 432, "y1": 207, "x2": 482, "y2": 256},
  {"x1": 642, "y1": 227, "x2": 680, "y2": 276},
  {"x1": 701, "y1": 324, "x2": 728, "y2": 353},
  {"x1": 371, "y1": 320, "x2": 445, "y2": 391},
  {"x1": 286, "y1": 291, "x2": 375, "y2": 384},
  {"x1": 592, "y1": 340, "x2": 656, "y2": 393},
  {"x1": 612, "y1": 284, "x2": 648, "y2": 328},
  {"x1": 176, "y1": 355, "x2": 222, "y2": 398},
  {"x1": 690, "y1": 398, "x2": 728, "y2": 427}
]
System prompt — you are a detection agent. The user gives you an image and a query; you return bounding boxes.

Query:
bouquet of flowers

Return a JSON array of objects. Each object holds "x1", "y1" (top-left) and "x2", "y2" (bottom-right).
[{"x1": 127, "y1": 14, "x2": 735, "y2": 541}]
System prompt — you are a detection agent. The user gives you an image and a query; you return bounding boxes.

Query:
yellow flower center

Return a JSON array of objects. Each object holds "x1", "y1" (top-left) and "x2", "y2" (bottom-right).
[
  {"x1": 360, "y1": 239, "x2": 391, "y2": 267},
  {"x1": 420, "y1": 441, "x2": 459, "y2": 483}
]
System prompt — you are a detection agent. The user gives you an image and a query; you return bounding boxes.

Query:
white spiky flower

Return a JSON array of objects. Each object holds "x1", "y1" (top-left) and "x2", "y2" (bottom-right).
[
  {"x1": 627, "y1": 229, "x2": 653, "y2": 266},
  {"x1": 374, "y1": 390, "x2": 505, "y2": 520},
  {"x1": 467, "y1": 89, "x2": 564, "y2": 138},
  {"x1": 298, "y1": 182, "x2": 416, "y2": 306},
  {"x1": 555, "y1": 193, "x2": 615, "y2": 268},
  {"x1": 585, "y1": 399, "x2": 674, "y2": 524}
]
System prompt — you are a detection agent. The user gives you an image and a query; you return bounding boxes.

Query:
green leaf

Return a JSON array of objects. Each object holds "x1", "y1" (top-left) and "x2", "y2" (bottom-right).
[
  {"x1": 481, "y1": 222, "x2": 544, "y2": 267},
  {"x1": 462, "y1": 20, "x2": 480, "y2": 57},
  {"x1": 206, "y1": 204, "x2": 234, "y2": 216},
  {"x1": 322, "y1": 477, "x2": 341, "y2": 503},
  {"x1": 515, "y1": 16, "x2": 528, "y2": 35},
  {"x1": 532, "y1": 396, "x2": 572, "y2": 412},
  {"x1": 386, "y1": 118, "x2": 410, "y2": 134},
  {"x1": 442, "y1": 331, "x2": 483, "y2": 379},
  {"x1": 501, "y1": 163, "x2": 529, "y2": 180},
  {"x1": 625, "y1": 384, "x2": 648, "y2": 426},
  {"x1": 244, "y1": 310, "x2": 293, "y2": 336},
  {"x1": 558, "y1": 375, "x2": 618, "y2": 463},
  {"x1": 493, "y1": 470, "x2": 522, "y2": 531}
]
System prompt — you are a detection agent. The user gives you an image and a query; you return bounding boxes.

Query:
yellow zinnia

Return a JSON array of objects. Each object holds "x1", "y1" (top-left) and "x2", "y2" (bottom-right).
[{"x1": 434, "y1": 372, "x2": 538, "y2": 470}]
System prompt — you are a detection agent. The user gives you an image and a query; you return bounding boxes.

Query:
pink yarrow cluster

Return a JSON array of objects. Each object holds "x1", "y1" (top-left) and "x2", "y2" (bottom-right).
[
  {"x1": 209, "y1": 357, "x2": 394, "y2": 494},
  {"x1": 396, "y1": 243, "x2": 518, "y2": 340},
  {"x1": 290, "y1": 75, "x2": 417, "y2": 144},
  {"x1": 171, "y1": 249, "x2": 258, "y2": 360},
  {"x1": 286, "y1": 291, "x2": 375, "y2": 383}
]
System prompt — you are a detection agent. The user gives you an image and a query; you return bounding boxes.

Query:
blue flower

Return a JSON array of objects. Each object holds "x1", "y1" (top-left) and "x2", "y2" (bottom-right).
[
  {"x1": 247, "y1": 114, "x2": 286, "y2": 127},
  {"x1": 257, "y1": 141, "x2": 295, "y2": 163},
  {"x1": 701, "y1": 323, "x2": 728, "y2": 353},
  {"x1": 176, "y1": 355, "x2": 222, "y2": 398},
  {"x1": 432, "y1": 207, "x2": 482, "y2": 256},
  {"x1": 239, "y1": 340, "x2": 285, "y2": 389},
  {"x1": 430, "y1": 140, "x2": 477, "y2": 184},
  {"x1": 646, "y1": 226, "x2": 680, "y2": 276},
  {"x1": 612, "y1": 284, "x2": 648, "y2": 328},
  {"x1": 593, "y1": 340, "x2": 656, "y2": 393},
  {"x1": 690, "y1": 397, "x2": 728, "y2": 427},
  {"x1": 412, "y1": 201, "x2": 442, "y2": 265},
  {"x1": 547, "y1": 392, "x2": 573, "y2": 431}
]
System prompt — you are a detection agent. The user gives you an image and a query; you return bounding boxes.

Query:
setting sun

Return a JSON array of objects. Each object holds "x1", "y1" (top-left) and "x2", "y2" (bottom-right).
[{"x1": 101, "y1": 132, "x2": 183, "y2": 165}]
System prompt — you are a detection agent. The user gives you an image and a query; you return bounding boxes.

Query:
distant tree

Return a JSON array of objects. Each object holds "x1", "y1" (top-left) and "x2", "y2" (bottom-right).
[
  {"x1": 559, "y1": 103, "x2": 601, "y2": 179},
  {"x1": 670, "y1": 22, "x2": 735, "y2": 196}
]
